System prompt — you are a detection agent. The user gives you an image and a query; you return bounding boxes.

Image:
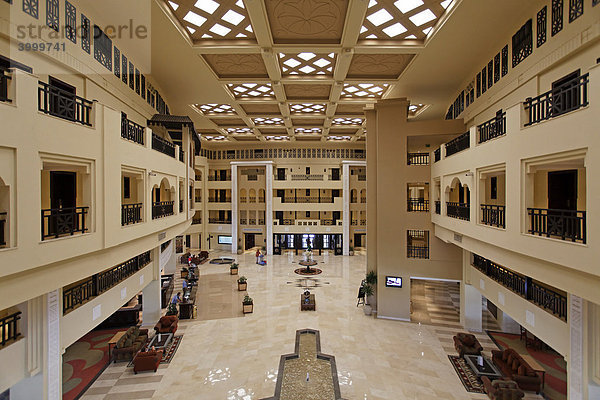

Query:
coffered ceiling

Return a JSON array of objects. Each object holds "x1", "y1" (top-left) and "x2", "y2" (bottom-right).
[{"x1": 158, "y1": 0, "x2": 459, "y2": 142}]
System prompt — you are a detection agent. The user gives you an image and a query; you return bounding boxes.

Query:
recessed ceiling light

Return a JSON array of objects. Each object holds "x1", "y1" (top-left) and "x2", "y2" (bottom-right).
[
  {"x1": 382, "y1": 22, "x2": 406, "y2": 37},
  {"x1": 366, "y1": 8, "x2": 393, "y2": 26},
  {"x1": 168, "y1": 1, "x2": 179, "y2": 10},
  {"x1": 394, "y1": 0, "x2": 423, "y2": 14},
  {"x1": 222, "y1": 10, "x2": 245, "y2": 25},
  {"x1": 183, "y1": 11, "x2": 206, "y2": 27},
  {"x1": 409, "y1": 9, "x2": 436, "y2": 26},
  {"x1": 194, "y1": 0, "x2": 219, "y2": 14},
  {"x1": 210, "y1": 23, "x2": 231, "y2": 36}
]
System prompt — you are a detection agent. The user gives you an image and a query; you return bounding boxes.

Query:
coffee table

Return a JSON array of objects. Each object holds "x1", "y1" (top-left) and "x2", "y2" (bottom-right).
[
  {"x1": 146, "y1": 332, "x2": 173, "y2": 351},
  {"x1": 464, "y1": 354, "x2": 503, "y2": 379}
]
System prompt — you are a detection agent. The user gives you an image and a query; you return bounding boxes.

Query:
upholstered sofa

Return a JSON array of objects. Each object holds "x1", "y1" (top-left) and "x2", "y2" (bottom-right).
[
  {"x1": 112, "y1": 326, "x2": 148, "y2": 362},
  {"x1": 491, "y1": 348, "x2": 541, "y2": 393},
  {"x1": 481, "y1": 377, "x2": 524, "y2": 400},
  {"x1": 154, "y1": 315, "x2": 178, "y2": 335},
  {"x1": 453, "y1": 332, "x2": 483, "y2": 358},
  {"x1": 133, "y1": 349, "x2": 163, "y2": 374}
]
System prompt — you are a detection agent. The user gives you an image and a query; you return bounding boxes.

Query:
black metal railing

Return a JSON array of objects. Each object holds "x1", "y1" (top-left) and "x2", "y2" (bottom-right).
[
  {"x1": 208, "y1": 176, "x2": 231, "y2": 181},
  {"x1": 0, "y1": 311, "x2": 21, "y2": 347},
  {"x1": 161, "y1": 240, "x2": 171, "y2": 252},
  {"x1": 121, "y1": 203, "x2": 142, "y2": 226},
  {"x1": 291, "y1": 174, "x2": 324, "y2": 181},
  {"x1": 152, "y1": 133, "x2": 175, "y2": 158},
  {"x1": 208, "y1": 197, "x2": 231, "y2": 203},
  {"x1": 121, "y1": 112, "x2": 145, "y2": 145},
  {"x1": 472, "y1": 254, "x2": 567, "y2": 321},
  {"x1": 195, "y1": 197, "x2": 202, "y2": 203},
  {"x1": 180, "y1": 200, "x2": 184, "y2": 212},
  {"x1": 446, "y1": 202, "x2": 470, "y2": 221},
  {"x1": 0, "y1": 212, "x2": 6, "y2": 246},
  {"x1": 38, "y1": 81, "x2": 92, "y2": 126},
  {"x1": 0, "y1": 67, "x2": 12, "y2": 103},
  {"x1": 240, "y1": 218, "x2": 247, "y2": 225},
  {"x1": 152, "y1": 201, "x2": 174, "y2": 219},
  {"x1": 434, "y1": 148, "x2": 441, "y2": 162},
  {"x1": 481, "y1": 204, "x2": 505, "y2": 228},
  {"x1": 407, "y1": 152, "x2": 429, "y2": 166},
  {"x1": 208, "y1": 218, "x2": 231, "y2": 224},
  {"x1": 527, "y1": 208, "x2": 586, "y2": 243},
  {"x1": 62, "y1": 278, "x2": 95, "y2": 313},
  {"x1": 259, "y1": 219, "x2": 265, "y2": 225},
  {"x1": 249, "y1": 218, "x2": 256, "y2": 225},
  {"x1": 435, "y1": 201, "x2": 441, "y2": 215},
  {"x1": 478, "y1": 110, "x2": 506, "y2": 143},
  {"x1": 524, "y1": 73, "x2": 589, "y2": 126},
  {"x1": 41, "y1": 207, "x2": 89, "y2": 240},
  {"x1": 407, "y1": 246, "x2": 429, "y2": 259},
  {"x1": 192, "y1": 218, "x2": 202, "y2": 225},
  {"x1": 407, "y1": 198, "x2": 429, "y2": 212},
  {"x1": 179, "y1": 148, "x2": 184, "y2": 162},
  {"x1": 445, "y1": 132, "x2": 470, "y2": 157}
]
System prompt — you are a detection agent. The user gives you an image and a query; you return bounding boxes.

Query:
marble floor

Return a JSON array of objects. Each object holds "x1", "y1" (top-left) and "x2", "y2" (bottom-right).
[{"x1": 81, "y1": 251, "x2": 543, "y2": 400}]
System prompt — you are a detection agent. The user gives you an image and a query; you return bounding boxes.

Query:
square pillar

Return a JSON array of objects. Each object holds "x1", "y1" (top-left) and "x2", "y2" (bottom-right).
[
  {"x1": 231, "y1": 164, "x2": 238, "y2": 254},
  {"x1": 266, "y1": 163, "x2": 273, "y2": 255},
  {"x1": 342, "y1": 163, "x2": 350, "y2": 256}
]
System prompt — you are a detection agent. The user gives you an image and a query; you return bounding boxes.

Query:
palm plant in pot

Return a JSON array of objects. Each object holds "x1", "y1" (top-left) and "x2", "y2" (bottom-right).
[
  {"x1": 362, "y1": 283, "x2": 374, "y2": 315},
  {"x1": 238, "y1": 276, "x2": 247, "y2": 291},
  {"x1": 230, "y1": 262, "x2": 239, "y2": 275},
  {"x1": 166, "y1": 303, "x2": 178, "y2": 316},
  {"x1": 242, "y1": 294, "x2": 253, "y2": 314},
  {"x1": 365, "y1": 270, "x2": 377, "y2": 312}
]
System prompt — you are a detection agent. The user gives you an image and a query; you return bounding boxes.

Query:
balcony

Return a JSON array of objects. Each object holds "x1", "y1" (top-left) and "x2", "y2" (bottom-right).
[
  {"x1": 407, "y1": 246, "x2": 429, "y2": 259},
  {"x1": 478, "y1": 110, "x2": 506, "y2": 144},
  {"x1": 249, "y1": 218, "x2": 256, "y2": 225},
  {"x1": 208, "y1": 176, "x2": 231, "y2": 181},
  {"x1": 407, "y1": 198, "x2": 429, "y2": 212},
  {"x1": 121, "y1": 112, "x2": 145, "y2": 145},
  {"x1": 445, "y1": 131, "x2": 470, "y2": 157},
  {"x1": 63, "y1": 251, "x2": 151, "y2": 314},
  {"x1": 0, "y1": 311, "x2": 22, "y2": 348},
  {"x1": 152, "y1": 133, "x2": 176, "y2": 158},
  {"x1": 524, "y1": 73, "x2": 589, "y2": 126},
  {"x1": 41, "y1": 207, "x2": 89, "y2": 241},
  {"x1": 208, "y1": 197, "x2": 231, "y2": 203},
  {"x1": 407, "y1": 152, "x2": 429, "y2": 166},
  {"x1": 121, "y1": 203, "x2": 143, "y2": 226},
  {"x1": 180, "y1": 200, "x2": 184, "y2": 212},
  {"x1": 358, "y1": 174, "x2": 366, "y2": 181},
  {"x1": 0, "y1": 212, "x2": 6, "y2": 247},
  {"x1": 527, "y1": 208, "x2": 586, "y2": 243},
  {"x1": 179, "y1": 148, "x2": 185, "y2": 163},
  {"x1": 195, "y1": 197, "x2": 202, "y2": 203},
  {"x1": 283, "y1": 196, "x2": 333, "y2": 204},
  {"x1": 0, "y1": 67, "x2": 12, "y2": 103},
  {"x1": 259, "y1": 218, "x2": 265, "y2": 225},
  {"x1": 472, "y1": 254, "x2": 567, "y2": 321},
  {"x1": 192, "y1": 218, "x2": 202, "y2": 225},
  {"x1": 240, "y1": 218, "x2": 247, "y2": 225},
  {"x1": 291, "y1": 174, "x2": 324, "y2": 181},
  {"x1": 480, "y1": 204, "x2": 505, "y2": 229},
  {"x1": 38, "y1": 81, "x2": 92, "y2": 126},
  {"x1": 152, "y1": 201, "x2": 174, "y2": 219},
  {"x1": 208, "y1": 218, "x2": 231, "y2": 224},
  {"x1": 434, "y1": 148, "x2": 441, "y2": 162},
  {"x1": 435, "y1": 201, "x2": 441, "y2": 215},
  {"x1": 446, "y1": 202, "x2": 469, "y2": 221}
]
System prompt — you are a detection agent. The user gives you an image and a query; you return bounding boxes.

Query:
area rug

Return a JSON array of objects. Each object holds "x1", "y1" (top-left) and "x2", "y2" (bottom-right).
[
  {"x1": 127, "y1": 335, "x2": 183, "y2": 366},
  {"x1": 487, "y1": 331, "x2": 567, "y2": 400},
  {"x1": 294, "y1": 268, "x2": 322, "y2": 276},
  {"x1": 62, "y1": 327, "x2": 127, "y2": 400},
  {"x1": 447, "y1": 355, "x2": 486, "y2": 394}
]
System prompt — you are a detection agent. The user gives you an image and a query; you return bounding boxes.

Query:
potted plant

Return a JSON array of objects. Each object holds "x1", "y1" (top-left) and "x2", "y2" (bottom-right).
[
  {"x1": 230, "y1": 262, "x2": 239, "y2": 275},
  {"x1": 238, "y1": 276, "x2": 247, "y2": 291},
  {"x1": 242, "y1": 294, "x2": 253, "y2": 314},
  {"x1": 166, "y1": 303, "x2": 178, "y2": 316},
  {"x1": 365, "y1": 271, "x2": 377, "y2": 312},
  {"x1": 349, "y1": 246, "x2": 354, "y2": 256},
  {"x1": 362, "y1": 284, "x2": 374, "y2": 315}
]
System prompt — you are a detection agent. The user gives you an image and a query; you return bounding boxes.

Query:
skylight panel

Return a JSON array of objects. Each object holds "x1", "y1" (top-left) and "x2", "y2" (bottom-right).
[
  {"x1": 210, "y1": 23, "x2": 231, "y2": 36},
  {"x1": 394, "y1": 0, "x2": 423, "y2": 14},
  {"x1": 222, "y1": 10, "x2": 245, "y2": 25},
  {"x1": 194, "y1": 0, "x2": 219, "y2": 14},
  {"x1": 313, "y1": 58, "x2": 331, "y2": 68},
  {"x1": 382, "y1": 22, "x2": 406, "y2": 37},
  {"x1": 183, "y1": 11, "x2": 207, "y2": 27},
  {"x1": 367, "y1": 8, "x2": 393, "y2": 26},
  {"x1": 441, "y1": 0, "x2": 452, "y2": 9},
  {"x1": 409, "y1": 9, "x2": 436, "y2": 26},
  {"x1": 168, "y1": 1, "x2": 179, "y2": 11},
  {"x1": 298, "y1": 52, "x2": 316, "y2": 61}
]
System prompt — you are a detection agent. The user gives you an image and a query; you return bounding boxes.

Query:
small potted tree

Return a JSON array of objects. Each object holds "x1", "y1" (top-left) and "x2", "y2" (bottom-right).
[
  {"x1": 238, "y1": 276, "x2": 247, "y2": 291},
  {"x1": 362, "y1": 284, "x2": 374, "y2": 315},
  {"x1": 242, "y1": 295, "x2": 253, "y2": 314},
  {"x1": 366, "y1": 271, "x2": 377, "y2": 312},
  {"x1": 166, "y1": 303, "x2": 178, "y2": 317},
  {"x1": 230, "y1": 262, "x2": 239, "y2": 275},
  {"x1": 349, "y1": 246, "x2": 354, "y2": 256}
]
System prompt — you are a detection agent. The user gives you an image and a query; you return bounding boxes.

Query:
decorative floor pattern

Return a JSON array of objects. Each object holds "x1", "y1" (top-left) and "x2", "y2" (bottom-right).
[{"x1": 447, "y1": 355, "x2": 486, "y2": 393}]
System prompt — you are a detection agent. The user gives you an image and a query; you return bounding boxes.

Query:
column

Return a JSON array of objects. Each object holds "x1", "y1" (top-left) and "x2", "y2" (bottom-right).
[
  {"x1": 46, "y1": 289, "x2": 61, "y2": 400},
  {"x1": 231, "y1": 164, "x2": 238, "y2": 254},
  {"x1": 265, "y1": 163, "x2": 273, "y2": 255},
  {"x1": 460, "y1": 282, "x2": 483, "y2": 332},
  {"x1": 568, "y1": 294, "x2": 584, "y2": 400},
  {"x1": 143, "y1": 249, "x2": 162, "y2": 325},
  {"x1": 342, "y1": 162, "x2": 350, "y2": 256}
]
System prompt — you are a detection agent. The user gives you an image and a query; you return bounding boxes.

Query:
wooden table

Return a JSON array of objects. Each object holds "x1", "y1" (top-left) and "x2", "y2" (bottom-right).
[
  {"x1": 520, "y1": 354, "x2": 546, "y2": 390},
  {"x1": 107, "y1": 331, "x2": 127, "y2": 361},
  {"x1": 301, "y1": 294, "x2": 315, "y2": 311}
]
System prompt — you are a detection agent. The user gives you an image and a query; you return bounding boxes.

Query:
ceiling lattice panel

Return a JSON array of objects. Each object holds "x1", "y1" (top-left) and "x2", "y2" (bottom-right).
[
  {"x1": 226, "y1": 127, "x2": 254, "y2": 134},
  {"x1": 289, "y1": 103, "x2": 327, "y2": 115},
  {"x1": 252, "y1": 117, "x2": 285, "y2": 126},
  {"x1": 166, "y1": 0, "x2": 255, "y2": 41},
  {"x1": 203, "y1": 54, "x2": 269, "y2": 78},
  {"x1": 340, "y1": 83, "x2": 389, "y2": 98},
  {"x1": 227, "y1": 83, "x2": 275, "y2": 99},
  {"x1": 327, "y1": 135, "x2": 353, "y2": 141},
  {"x1": 265, "y1": 135, "x2": 290, "y2": 141},
  {"x1": 359, "y1": 0, "x2": 453, "y2": 41},
  {"x1": 284, "y1": 84, "x2": 332, "y2": 100},
  {"x1": 194, "y1": 103, "x2": 237, "y2": 115},
  {"x1": 278, "y1": 52, "x2": 336, "y2": 76},
  {"x1": 264, "y1": 0, "x2": 349, "y2": 44},
  {"x1": 295, "y1": 127, "x2": 323, "y2": 134},
  {"x1": 332, "y1": 117, "x2": 365, "y2": 126},
  {"x1": 240, "y1": 104, "x2": 281, "y2": 115},
  {"x1": 347, "y1": 54, "x2": 415, "y2": 79}
]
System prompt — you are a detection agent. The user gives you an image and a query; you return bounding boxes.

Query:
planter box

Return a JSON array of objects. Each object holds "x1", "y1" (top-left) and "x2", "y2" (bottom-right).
[
  {"x1": 238, "y1": 282, "x2": 247, "y2": 291},
  {"x1": 230, "y1": 268, "x2": 238, "y2": 275},
  {"x1": 243, "y1": 302, "x2": 253, "y2": 314}
]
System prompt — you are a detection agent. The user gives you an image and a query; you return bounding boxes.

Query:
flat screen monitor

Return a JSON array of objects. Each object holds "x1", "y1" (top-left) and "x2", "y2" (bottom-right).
[
  {"x1": 218, "y1": 235, "x2": 232, "y2": 245},
  {"x1": 385, "y1": 276, "x2": 402, "y2": 288}
]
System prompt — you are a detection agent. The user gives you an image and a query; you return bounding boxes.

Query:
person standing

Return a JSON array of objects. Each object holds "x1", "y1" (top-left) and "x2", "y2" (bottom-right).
[{"x1": 256, "y1": 248, "x2": 261, "y2": 264}]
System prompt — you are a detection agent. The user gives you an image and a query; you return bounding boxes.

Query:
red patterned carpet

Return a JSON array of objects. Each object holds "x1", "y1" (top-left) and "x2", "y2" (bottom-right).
[
  {"x1": 62, "y1": 328, "x2": 127, "y2": 400},
  {"x1": 487, "y1": 331, "x2": 567, "y2": 400}
]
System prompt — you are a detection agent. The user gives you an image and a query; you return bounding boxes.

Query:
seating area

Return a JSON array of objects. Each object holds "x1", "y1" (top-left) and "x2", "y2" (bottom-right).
[
  {"x1": 453, "y1": 332, "x2": 483, "y2": 358},
  {"x1": 154, "y1": 315, "x2": 178, "y2": 335},
  {"x1": 481, "y1": 376, "x2": 525, "y2": 400},
  {"x1": 133, "y1": 349, "x2": 163, "y2": 374},
  {"x1": 112, "y1": 326, "x2": 148, "y2": 362},
  {"x1": 491, "y1": 348, "x2": 542, "y2": 393}
]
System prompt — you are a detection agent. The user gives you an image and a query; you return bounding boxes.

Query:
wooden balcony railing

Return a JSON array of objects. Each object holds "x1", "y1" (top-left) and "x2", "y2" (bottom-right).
[
  {"x1": 0, "y1": 311, "x2": 21, "y2": 348},
  {"x1": 407, "y1": 198, "x2": 429, "y2": 212},
  {"x1": 445, "y1": 131, "x2": 470, "y2": 157},
  {"x1": 407, "y1": 246, "x2": 429, "y2": 259},
  {"x1": 121, "y1": 203, "x2": 142, "y2": 226},
  {"x1": 38, "y1": 81, "x2": 92, "y2": 126},
  {"x1": 478, "y1": 110, "x2": 506, "y2": 143},
  {"x1": 524, "y1": 73, "x2": 589, "y2": 126},
  {"x1": 41, "y1": 207, "x2": 89, "y2": 240},
  {"x1": 291, "y1": 174, "x2": 324, "y2": 181},
  {"x1": 151, "y1": 133, "x2": 175, "y2": 158},
  {"x1": 527, "y1": 208, "x2": 586, "y2": 243},
  {"x1": 481, "y1": 204, "x2": 505, "y2": 228},
  {"x1": 152, "y1": 201, "x2": 174, "y2": 219},
  {"x1": 407, "y1": 152, "x2": 429, "y2": 166},
  {"x1": 121, "y1": 112, "x2": 144, "y2": 145},
  {"x1": 446, "y1": 202, "x2": 469, "y2": 221}
]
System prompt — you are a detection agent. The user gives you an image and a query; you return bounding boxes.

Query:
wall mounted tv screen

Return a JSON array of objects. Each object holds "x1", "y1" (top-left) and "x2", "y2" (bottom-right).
[
  {"x1": 218, "y1": 235, "x2": 232, "y2": 245},
  {"x1": 385, "y1": 276, "x2": 402, "y2": 288}
]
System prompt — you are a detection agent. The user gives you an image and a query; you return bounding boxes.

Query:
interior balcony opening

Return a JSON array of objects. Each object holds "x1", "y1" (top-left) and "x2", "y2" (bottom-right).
[
  {"x1": 0, "y1": 306, "x2": 22, "y2": 350},
  {"x1": 407, "y1": 230, "x2": 429, "y2": 259},
  {"x1": 41, "y1": 162, "x2": 91, "y2": 241},
  {"x1": 38, "y1": 76, "x2": 93, "y2": 126},
  {"x1": 0, "y1": 177, "x2": 9, "y2": 248},
  {"x1": 433, "y1": 179, "x2": 441, "y2": 215},
  {"x1": 478, "y1": 168, "x2": 506, "y2": 228},
  {"x1": 152, "y1": 178, "x2": 174, "y2": 219},
  {"x1": 446, "y1": 178, "x2": 470, "y2": 221},
  {"x1": 209, "y1": 189, "x2": 231, "y2": 203},
  {"x1": 209, "y1": 209, "x2": 231, "y2": 224},
  {"x1": 195, "y1": 189, "x2": 202, "y2": 204},
  {"x1": 192, "y1": 211, "x2": 201, "y2": 225},
  {"x1": 407, "y1": 182, "x2": 429, "y2": 212},
  {"x1": 350, "y1": 167, "x2": 365, "y2": 181},
  {"x1": 525, "y1": 156, "x2": 586, "y2": 243},
  {"x1": 273, "y1": 233, "x2": 342, "y2": 255},
  {"x1": 209, "y1": 169, "x2": 231, "y2": 181},
  {"x1": 121, "y1": 171, "x2": 144, "y2": 226}
]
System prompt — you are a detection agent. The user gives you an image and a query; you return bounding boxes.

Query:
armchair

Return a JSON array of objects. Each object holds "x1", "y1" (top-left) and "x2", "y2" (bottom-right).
[
  {"x1": 133, "y1": 349, "x2": 163, "y2": 374},
  {"x1": 453, "y1": 332, "x2": 483, "y2": 358},
  {"x1": 154, "y1": 315, "x2": 178, "y2": 335}
]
